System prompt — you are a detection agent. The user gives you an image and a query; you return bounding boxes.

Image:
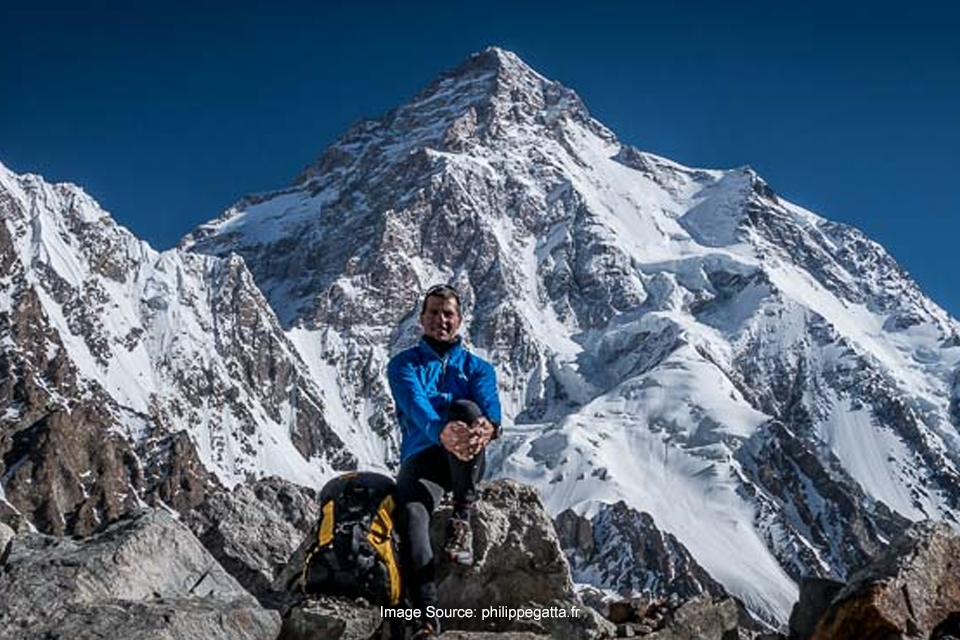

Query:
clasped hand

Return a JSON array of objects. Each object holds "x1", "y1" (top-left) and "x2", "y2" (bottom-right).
[{"x1": 439, "y1": 417, "x2": 494, "y2": 461}]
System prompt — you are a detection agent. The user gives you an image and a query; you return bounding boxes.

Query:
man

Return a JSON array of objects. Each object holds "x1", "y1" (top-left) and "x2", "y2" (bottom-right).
[{"x1": 387, "y1": 284, "x2": 501, "y2": 638}]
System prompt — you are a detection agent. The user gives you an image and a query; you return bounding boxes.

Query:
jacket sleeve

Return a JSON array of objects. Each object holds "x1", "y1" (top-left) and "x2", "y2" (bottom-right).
[
  {"x1": 387, "y1": 354, "x2": 446, "y2": 444},
  {"x1": 468, "y1": 357, "x2": 502, "y2": 435}
]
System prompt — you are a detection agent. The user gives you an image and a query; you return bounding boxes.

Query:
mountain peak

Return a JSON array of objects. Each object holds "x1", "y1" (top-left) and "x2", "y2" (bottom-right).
[
  {"x1": 446, "y1": 46, "x2": 545, "y2": 85},
  {"x1": 432, "y1": 46, "x2": 582, "y2": 120},
  {"x1": 288, "y1": 47, "x2": 598, "y2": 187}
]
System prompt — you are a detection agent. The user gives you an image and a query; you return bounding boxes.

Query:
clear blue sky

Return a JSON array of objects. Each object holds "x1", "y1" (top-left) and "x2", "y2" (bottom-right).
[{"x1": 2, "y1": 1, "x2": 958, "y2": 318}]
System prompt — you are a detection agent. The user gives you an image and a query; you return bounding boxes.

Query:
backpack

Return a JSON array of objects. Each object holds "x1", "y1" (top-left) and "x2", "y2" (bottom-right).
[{"x1": 297, "y1": 471, "x2": 402, "y2": 606}]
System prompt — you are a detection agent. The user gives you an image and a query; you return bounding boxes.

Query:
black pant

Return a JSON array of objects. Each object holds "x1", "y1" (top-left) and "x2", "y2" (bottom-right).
[{"x1": 395, "y1": 402, "x2": 486, "y2": 610}]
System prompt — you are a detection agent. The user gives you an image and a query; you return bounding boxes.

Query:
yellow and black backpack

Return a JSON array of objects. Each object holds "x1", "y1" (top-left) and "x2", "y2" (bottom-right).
[{"x1": 299, "y1": 471, "x2": 402, "y2": 606}]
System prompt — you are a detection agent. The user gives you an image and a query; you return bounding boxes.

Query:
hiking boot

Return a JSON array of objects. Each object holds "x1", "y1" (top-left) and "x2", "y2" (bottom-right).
[{"x1": 444, "y1": 512, "x2": 474, "y2": 566}]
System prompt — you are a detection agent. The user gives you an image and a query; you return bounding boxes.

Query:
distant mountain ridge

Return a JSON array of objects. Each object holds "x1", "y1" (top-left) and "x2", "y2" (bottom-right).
[
  {"x1": 3, "y1": 47, "x2": 960, "y2": 625},
  {"x1": 0, "y1": 162, "x2": 355, "y2": 535}
]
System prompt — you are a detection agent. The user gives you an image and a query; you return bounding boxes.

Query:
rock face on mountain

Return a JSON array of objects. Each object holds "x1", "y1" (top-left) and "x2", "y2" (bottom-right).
[
  {"x1": 0, "y1": 508, "x2": 280, "y2": 640},
  {"x1": 181, "y1": 47, "x2": 960, "y2": 624},
  {"x1": 0, "y1": 163, "x2": 355, "y2": 536},
  {"x1": 556, "y1": 502, "x2": 726, "y2": 601}
]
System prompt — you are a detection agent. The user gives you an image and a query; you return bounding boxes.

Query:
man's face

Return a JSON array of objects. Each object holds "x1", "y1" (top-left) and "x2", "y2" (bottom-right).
[{"x1": 420, "y1": 296, "x2": 462, "y2": 343}]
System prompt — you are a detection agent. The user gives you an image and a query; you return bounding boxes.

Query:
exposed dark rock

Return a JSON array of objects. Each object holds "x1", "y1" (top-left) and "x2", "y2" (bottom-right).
[
  {"x1": 141, "y1": 429, "x2": 220, "y2": 515},
  {"x1": 787, "y1": 577, "x2": 844, "y2": 640},
  {"x1": 1, "y1": 404, "x2": 147, "y2": 536},
  {"x1": 810, "y1": 521, "x2": 960, "y2": 640},
  {"x1": 739, "y1": 421, "x2": 910, "y2": 583},
  {"x1": 187, "y1": 475, "x2": 321, "y2": 603},
  {"x1": 557, "y1": 502, "x2": 726, "y2": 601}
]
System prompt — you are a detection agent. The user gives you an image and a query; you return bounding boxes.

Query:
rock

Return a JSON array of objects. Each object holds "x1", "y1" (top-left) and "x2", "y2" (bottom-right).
[
  {"x1": 1, "y1": 401, "x2": 219, "y2": 538},
  {"x1": 810, "y1": 521, "x2": 960, "y2": 640},
  {"x1": 556, "y1": 502, "x2": 727, "y2": 602},
  {"x1": 739, "y1": 421, "x2": 910, "y2": 584},
  {"x1": 434, "y1": 481, "x2": 575, "y2": 605},
  {"x1": 431, "y1": 480, "x2": 614, "y2": 639},
  {"x1": 0, "y1": 507, "x2": 280, "y2": 640},
  {"x1": 0, "y1": 496, "x2": 21, "y2": 529},
  {"x1": 276, "y1": 479, "x2": 613, "y2": 639},
  {"x1": 279, "y1": 596, "x2": 381, "y2": 640},
  {"x1": 643, "y1": 596, "x2": 741, "y2": 640},
  {"x1": 187, "y1": 475, "x2": 321, "y2": 603},
  {"x1": 437, "y1": 633, "x2": 552, "y2": 639},
  {"x1": 555, "y1": 508, "x2": 595, "y2": 559},
  {"x1": 932, "y1": 612, "x2": 960, "y2": 639},
  {"x1": 787, "y1": 577, "x2": 844, "y2": 640},
  {"x1": 0, "y1": 521, "x2": 13, "y2": 564},
  {"x1": 3, "y1": 597, "x2": 279, "y2": 640},
  {"x1": 1, "y1": 404, "x2": 149, "y2": 536},
  {"x1": 607, "y1": 602, "x2": 636, "y2": 624}
]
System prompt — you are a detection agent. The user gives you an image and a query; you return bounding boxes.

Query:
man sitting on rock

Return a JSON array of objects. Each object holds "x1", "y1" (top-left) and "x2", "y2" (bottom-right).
[{"x1": 387, "y1": 284, "x2": 501, "y2": 637}]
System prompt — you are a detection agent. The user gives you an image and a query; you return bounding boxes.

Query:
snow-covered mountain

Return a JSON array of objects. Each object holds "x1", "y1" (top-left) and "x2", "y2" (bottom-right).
[
  {"x1": 4, "y1": 47, "x2": 959, "y2": 626},
  {"x1": 0, "y1": 161, "x2": 356, "y2": 534},
  {"x1": 183, "y1": 47, "x2": 960, "y2": 624}
]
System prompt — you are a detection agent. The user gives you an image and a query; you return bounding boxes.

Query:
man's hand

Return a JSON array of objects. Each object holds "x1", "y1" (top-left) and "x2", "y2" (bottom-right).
[
  {"x1": 440, "y1": 420, "x2": 474, "y2": 461},
  {"x1": 441, "y1": 417, "x2": 496, "y2": 461},
  {"x1": 470, "y1": 417, "x2": 496, "y2": 454}
]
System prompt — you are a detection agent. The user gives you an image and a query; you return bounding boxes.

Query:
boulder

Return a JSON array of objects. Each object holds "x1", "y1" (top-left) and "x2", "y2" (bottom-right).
[
  {"x1": 0, "y1": 507, "x2": 280, "y2": 640},
  {"x1": 810, "y1": 521, "x2": 960, "y2": 640},
  {"x1": 187, "y1": 475, "x2": 321, "y2": 603},
  {"x1": 279, "y1": 596, "x2": 382, "y2": 640},
  {"x1": 431, "y1": 480, "x2": 614, "y2": 639},
  {"x1": 639, "y1": 596, "x2": 742, "y2": 640},
  {"x1": 3, "y1": 597, "x2": 280, "y2": 640},
  {"x1": 787, "y1": 577, "x2": 844, "y2": 640}
]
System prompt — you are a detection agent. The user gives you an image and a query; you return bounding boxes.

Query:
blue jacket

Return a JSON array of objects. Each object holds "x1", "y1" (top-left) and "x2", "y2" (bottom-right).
[{"x1": 387, "y1": 337, "x2": 501, "y2": 462}]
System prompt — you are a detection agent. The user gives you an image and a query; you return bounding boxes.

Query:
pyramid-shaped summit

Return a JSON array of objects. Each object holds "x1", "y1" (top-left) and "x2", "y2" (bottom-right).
[{"x1": 181, "y1": 47, "x2": 960, "y2": 626}]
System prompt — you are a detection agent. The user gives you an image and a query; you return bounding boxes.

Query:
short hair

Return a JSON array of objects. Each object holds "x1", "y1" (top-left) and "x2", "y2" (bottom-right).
[{"x1": 420, "y1": 284, "x2": 462, "y2": 317}]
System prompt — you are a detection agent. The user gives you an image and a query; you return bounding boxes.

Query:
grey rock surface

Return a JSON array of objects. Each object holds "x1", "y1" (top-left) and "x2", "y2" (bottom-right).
[
  {"x1": 0, "y1": 520, "x2": 13, "y2": 564},
  {"x1": 187, "y1": 475, "x2": 321, "y2": 602},
  {"x1": 1, "y1": 597, "x2": 279, "y2": 640},
  {"x1": 0, "y1": 508, "x2": 280, "y2": 640},
  {"x1": 642, "y1": 596, "x2": 741, "y2": 640},
  {"x1": 431, "y1": 480, "x2": 614, "y2": 639},
  {"x1": 279, "y1": 596, "x2": 382, "y2": 640}
]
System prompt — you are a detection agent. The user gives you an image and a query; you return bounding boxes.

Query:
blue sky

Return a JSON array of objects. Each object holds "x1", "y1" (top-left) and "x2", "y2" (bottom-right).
[{"x1": 2, "y1": 1, "x2": 958, "y2": 317}]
